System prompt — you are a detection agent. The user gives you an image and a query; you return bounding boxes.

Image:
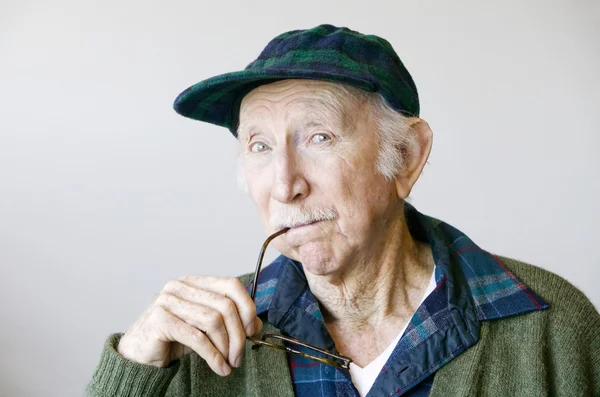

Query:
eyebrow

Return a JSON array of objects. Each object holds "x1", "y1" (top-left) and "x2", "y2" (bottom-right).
[
  {"x1": 237, "y1": 115, "x2": 266, "y2": 142},
  {"x1": 237, "y1": 117, "x2": 331, "y2": 144},
  {"x1": 236, "y1": 121, "x2": 253, "y2": 141},
  {"x1": 286, "y1": 115, "x2": 333, "y2": 134}
]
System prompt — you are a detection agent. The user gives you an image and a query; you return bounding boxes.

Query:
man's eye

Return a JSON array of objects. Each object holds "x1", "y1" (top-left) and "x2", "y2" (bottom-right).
[
  {"x1": 310, "y1": 134, "x2": 331, "y2": 143},
  {"x1": 250, "y1": 142, "x2": 270, "y2": 153}
]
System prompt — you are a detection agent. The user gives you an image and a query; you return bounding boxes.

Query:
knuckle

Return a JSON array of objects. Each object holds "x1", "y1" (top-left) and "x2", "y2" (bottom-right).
[
  {"x1": 156, "y1": 292, "x2": 176, "y2": 308},
  {"x1": 247, "y1": 304, "x2": 257, "y2": 319},
  {"x1": 151, "y1": 304, "x2": 169, "y2": 322},
  {"x1": 189, "y1": 327, "x2": 204, "y2": 343},
  {"x1": 163, "y1": 280, "x2": 183, "y2": 293},
  {"x1": 227, "y1": 278, "x2": 243, "y2": 291},
  {"x1": 210, "y1": 316, "x2": 228, "y2": 335},
  {"x1": 154, "y1": 293, "x2": 167, "y2": 306},
  {"x1": 232, "y1": 278, "x2": 246, "y2": 293},
  {"x1": 240, "y1": 300, "x2": 256, "y2": 321},
  {"x1": 179, "y1": 275, "x2": 194, "y2": 283},
  {"x1": 176, "y1": 322, "x2": 192, "y2": 337},
  {"x1": 205, "y1": 310, "x2": 223, "y2": 330},
  {"x1": 152, "y1": 308, "x2": 176, "y2": 329},
  {"x1": 230, "y1": 333, "x2": 245, "y2": 351},
  {"x1": 220, "y1": 299, "x2": 236, "y2": 315},
  {"x1": 152, "y1": 302, "x2": 166, "y2": 314},
  {"x1": 210, "y1": 350, "x2": 223, "y2": 364}
]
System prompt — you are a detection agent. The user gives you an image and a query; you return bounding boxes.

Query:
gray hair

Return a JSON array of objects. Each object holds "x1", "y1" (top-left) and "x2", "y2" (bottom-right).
[
  {"x1": 236, "y1": 84, "x2": 416, "y2": 190},
  {"x1": 360, "y1": 89, "x2": 414, "y2": 180}
]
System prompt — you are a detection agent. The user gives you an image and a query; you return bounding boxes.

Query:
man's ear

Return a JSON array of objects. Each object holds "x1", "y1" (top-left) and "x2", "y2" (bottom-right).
[{"x1": 395, "y1": 118, "x2": 433, "y2": 199}]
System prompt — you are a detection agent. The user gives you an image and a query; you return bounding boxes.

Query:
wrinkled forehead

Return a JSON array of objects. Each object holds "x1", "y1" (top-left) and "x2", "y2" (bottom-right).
[{"x1": 237, "y1": 79, "x2": 362, "y2": 138}]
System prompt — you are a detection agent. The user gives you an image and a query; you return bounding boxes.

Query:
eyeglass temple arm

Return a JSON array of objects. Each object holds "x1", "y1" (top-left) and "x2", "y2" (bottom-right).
[
  {"x1": 250, "y1": 228, "x2": 289, "y2": 301},
  {"x1": 258, "y1": 333, "x2": 351, "y2": 361}
]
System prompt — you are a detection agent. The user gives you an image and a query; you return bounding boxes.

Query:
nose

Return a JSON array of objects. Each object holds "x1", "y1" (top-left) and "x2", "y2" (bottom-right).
[{"x1": 271, "y1": 148, "x2": 309, "y2": 204}]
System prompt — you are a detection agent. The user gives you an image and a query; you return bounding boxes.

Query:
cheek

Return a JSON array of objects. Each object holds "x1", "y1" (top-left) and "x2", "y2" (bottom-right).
[
  {"x1": 320, "y1": 166, "x2": 392, "y2": 225},
  {"x1": 245, "y1": 168, "x2": 271, "y2": 216},
  {"x1": 315, "y1": 158, "x2": 369, "y2": 205}
]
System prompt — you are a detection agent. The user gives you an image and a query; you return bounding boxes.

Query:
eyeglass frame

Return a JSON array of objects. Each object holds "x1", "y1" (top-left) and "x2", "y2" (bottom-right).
[{"x1": 246, "y1": 228, "x2": 353, "y2": 370}]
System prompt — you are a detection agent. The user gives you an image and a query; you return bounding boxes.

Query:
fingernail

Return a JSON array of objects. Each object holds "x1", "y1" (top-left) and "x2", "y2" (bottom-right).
[
  {"x1": 234, "y1": 355, "x2": 242, "y2": 368},
  {"x1": 221, "y1": 362, "x2": 231, "y2": 376}
]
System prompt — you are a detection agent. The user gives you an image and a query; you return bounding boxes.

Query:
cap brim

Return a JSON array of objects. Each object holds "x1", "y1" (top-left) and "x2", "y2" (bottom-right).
[{"x1": 173, "y1": 68, "x2": 377, "y2": 136}]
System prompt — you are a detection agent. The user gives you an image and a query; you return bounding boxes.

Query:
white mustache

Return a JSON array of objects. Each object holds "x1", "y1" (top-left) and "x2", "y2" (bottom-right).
[{"x1": 269, "y1": 205, "x2": 338, "y2": 230}]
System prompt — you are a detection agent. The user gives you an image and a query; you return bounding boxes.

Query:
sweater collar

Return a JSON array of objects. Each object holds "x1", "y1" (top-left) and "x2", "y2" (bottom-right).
[{"x1": 249, "y1": 203, "x2": 548, "y2": 325}]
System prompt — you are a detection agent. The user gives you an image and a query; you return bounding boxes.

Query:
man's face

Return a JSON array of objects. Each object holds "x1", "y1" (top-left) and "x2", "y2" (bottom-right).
[{"x1": 238, "y1": 79, "x2": 401, "y2": 276}]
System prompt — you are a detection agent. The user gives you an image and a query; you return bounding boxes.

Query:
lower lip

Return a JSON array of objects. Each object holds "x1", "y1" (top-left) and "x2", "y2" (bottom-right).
[{"x1": 284, "y1": 221, "x2": 321, "y2": 237}]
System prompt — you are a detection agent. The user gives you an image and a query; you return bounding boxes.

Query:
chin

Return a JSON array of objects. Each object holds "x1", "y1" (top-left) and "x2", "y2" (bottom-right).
[{"x1": 297, "y1": 242, "x2": 338, "y2": 276}]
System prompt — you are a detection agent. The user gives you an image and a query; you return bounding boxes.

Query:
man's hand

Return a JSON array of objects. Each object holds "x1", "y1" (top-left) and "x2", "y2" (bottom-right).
[{"x1": 117, "y1": 276, "x2": 263, "y2": 376}]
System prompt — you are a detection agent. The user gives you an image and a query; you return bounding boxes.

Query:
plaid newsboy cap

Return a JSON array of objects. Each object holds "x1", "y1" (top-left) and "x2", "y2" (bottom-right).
[{"x1": 173, "y1": 24, "x2": 419, "y2": 136}]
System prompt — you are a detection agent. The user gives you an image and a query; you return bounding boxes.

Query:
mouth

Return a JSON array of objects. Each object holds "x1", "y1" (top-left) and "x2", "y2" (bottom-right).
[
  {"x1": 280, "y1": 220, "x2": 323, "y2": 239},
  {"x1": 293, "y1": 220, "x2": 319, "y2": 228}
]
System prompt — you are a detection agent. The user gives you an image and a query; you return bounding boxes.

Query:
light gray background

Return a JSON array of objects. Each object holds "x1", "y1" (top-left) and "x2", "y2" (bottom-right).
[{"x1": 1, "y1": 1, "x2": 599, "y2": 396}]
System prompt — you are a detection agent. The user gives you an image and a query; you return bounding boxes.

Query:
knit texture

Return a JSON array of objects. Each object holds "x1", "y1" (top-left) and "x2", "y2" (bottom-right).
[
  {"x1": 430, "y1": 257, "x2": 600, "y2": 397},
  {"x1": 86, "y1": 259, "x2": 600, "y2": 397},
  {"x1": 244, "y1": 200, "x2": 551, "y2": 396}
]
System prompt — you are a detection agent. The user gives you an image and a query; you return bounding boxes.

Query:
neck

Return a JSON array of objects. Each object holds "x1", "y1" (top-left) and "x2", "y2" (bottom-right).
[{"x1": 304, "y1": 209, "x2": 434, "y2": 365}]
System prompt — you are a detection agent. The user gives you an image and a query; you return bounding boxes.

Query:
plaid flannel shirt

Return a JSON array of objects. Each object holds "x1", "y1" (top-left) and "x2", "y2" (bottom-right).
[{"x1": 247, "y1": 203, "x2": 548, "y2": 397}]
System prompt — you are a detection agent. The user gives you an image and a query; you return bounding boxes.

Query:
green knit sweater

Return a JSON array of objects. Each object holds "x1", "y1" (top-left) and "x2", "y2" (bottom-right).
[{"x1": 86, "y1": 258, "x2": 600, "y2": 396}]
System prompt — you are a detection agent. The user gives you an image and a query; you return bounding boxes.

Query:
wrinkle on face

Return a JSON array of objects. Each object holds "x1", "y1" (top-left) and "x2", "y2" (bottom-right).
[
  {"x1": 239, "y1": 79, "x2": 400, "y2": 277},
  {"x1": 237, "y1": 80, "x2": 435, "y2": 365},
  {"x1": 238, "y1": 81, "x2": 363, "y2": 141}
]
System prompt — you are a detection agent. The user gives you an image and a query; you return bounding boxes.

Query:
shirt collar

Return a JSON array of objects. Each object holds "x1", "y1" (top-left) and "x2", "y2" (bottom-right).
[{"x1": 249, "y1": 202, "x2": 548, "y2": 326}]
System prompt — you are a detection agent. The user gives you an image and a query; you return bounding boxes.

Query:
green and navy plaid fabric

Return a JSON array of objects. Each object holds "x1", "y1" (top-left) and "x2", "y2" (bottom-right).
[
  {"x1": 173, "y1": 24, "x2": 419, "y2": 135},
  {"x1": 247, "y1": 203, "x2": 548, "y2": 397}
]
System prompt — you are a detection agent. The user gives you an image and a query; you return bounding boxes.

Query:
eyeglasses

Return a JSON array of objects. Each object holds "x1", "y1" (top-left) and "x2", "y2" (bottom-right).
[{"x1": 247, "y1": 228, "x2": 353, "y2": 370}]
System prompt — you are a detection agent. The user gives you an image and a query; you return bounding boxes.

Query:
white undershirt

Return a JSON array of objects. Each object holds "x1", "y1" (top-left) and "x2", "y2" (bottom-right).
[{"x1": 349, "y1": 267, "x2": 437, "y2": 397}]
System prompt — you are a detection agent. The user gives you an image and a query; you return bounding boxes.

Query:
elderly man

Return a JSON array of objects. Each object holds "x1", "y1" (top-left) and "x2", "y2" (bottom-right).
[{"x1": 86, "y1": 25, "x2": 600, "y2": 397}]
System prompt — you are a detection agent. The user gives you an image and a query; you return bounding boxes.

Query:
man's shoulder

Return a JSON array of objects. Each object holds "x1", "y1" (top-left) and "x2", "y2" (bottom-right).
[
  {"x1": 433, "y1": 256, "x2": 600, "y2": 396},
  {"x1": 493, "y1": 255, "x2": 599, "y2": 324}
]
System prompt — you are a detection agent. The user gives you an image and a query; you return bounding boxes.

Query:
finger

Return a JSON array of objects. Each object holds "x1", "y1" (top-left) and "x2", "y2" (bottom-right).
[
  {"x1": 251, "y1": 316, "x2": 263, "y2": 336},
  {"x1": 164, "y1": 281, "x2": 247, "y2": 367},
  {"x1": 155, "y1": 306, "x2": 231, "y2": 376},
  {"x1": 179, "y1": 277, "x2": 258, "y2": 334},
  {"x1": 156, "y1": 292, "x2": 230, "y2": 364}
]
